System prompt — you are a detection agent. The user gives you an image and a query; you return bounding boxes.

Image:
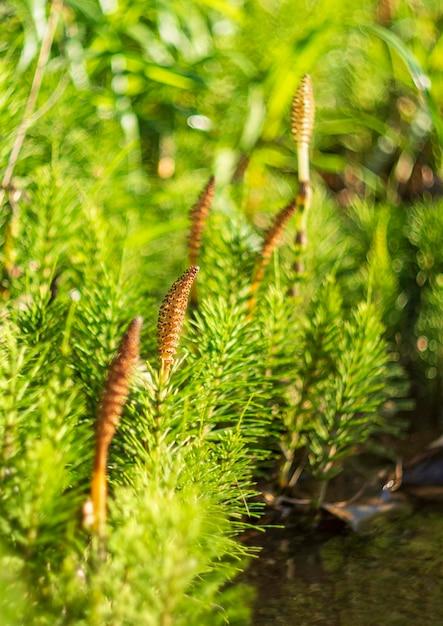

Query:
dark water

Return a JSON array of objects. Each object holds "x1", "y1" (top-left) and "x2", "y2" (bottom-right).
[{"x1": 248, "y1": 507, "x2": 443, "y2": 625}]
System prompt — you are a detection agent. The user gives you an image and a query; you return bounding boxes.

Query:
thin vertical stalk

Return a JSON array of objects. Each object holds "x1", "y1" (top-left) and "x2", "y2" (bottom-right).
[
  {"x1": 290, "y1": 74, "x2": 315, "y2": 293},
  {"x1": 0, "y1": 0, "x2": 63, "y2": 207},
  {"x1": 316, "y1": 479, "x2": 329, "y2": 509}
]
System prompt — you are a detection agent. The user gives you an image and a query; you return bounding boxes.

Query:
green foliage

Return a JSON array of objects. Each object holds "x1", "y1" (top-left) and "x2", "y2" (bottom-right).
[
  {"x1": 88, "y1": 451, "x2": 254, "y2": 626},
  {"x1": 304, "y1": 301, "x2": 391, "y2": 481},
  {"x1": 271, "y1": 278, "x2": 400, "y2": 489}
]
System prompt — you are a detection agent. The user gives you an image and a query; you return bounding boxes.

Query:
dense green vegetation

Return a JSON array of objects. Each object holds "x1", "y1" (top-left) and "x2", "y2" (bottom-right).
[{"x1": 0, "y1": 0, "x2": 442, "y2": 624}]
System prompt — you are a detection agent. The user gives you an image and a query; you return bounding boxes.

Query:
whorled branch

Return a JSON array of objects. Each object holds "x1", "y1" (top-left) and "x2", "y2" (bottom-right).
[
  {"x1": 158, "y1": 266, "x2": 199, "y2": 381},
  {"x1": 89, "y1": 316, "x2": 142, "y2": 536},
  {"x1": 248, "y1": 200, "x2": 297, "y2": 312}
]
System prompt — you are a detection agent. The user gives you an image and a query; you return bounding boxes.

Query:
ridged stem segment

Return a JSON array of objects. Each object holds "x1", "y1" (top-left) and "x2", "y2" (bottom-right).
[
  {"x1": 248, "y1": 200, "x2": 297, "y2": 313},
  {"x1": 188, "y1": 177, "x2": 214, "y2": 305},
  {"x1": 157, "y1": 266, "x2": 199, "y2": 383},
  {"x1": 291, "y1": 75, "x2": 315, "y2": 292},
  {"x1": 91, "y1": 317, "x2": 142, "y2": 537}
]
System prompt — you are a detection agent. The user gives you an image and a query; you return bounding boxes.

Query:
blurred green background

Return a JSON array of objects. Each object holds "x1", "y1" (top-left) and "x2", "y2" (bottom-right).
[{"x1": 2, "y1": 0, "x2": 442, "y2": 201}]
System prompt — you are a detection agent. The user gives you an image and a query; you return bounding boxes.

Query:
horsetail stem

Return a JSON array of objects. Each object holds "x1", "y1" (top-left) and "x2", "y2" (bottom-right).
[
  {"x1": 248, "y1": 200, "x2": 297, "y2": 313},
  {"x1": 90, "y1": 316, "x2": 142, "y2": 537},
  {"x1": 291, "y1": 74, "x2": 315, "y2": 292},
  {"x1": 157, "y1": 266, "x2": 199, "y2": 382}
]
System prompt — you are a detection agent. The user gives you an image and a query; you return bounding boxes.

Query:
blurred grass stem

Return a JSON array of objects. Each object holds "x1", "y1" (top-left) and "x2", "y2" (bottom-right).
[{"x1": 0, "y1": 0, "x2": 63, "y2": 208}]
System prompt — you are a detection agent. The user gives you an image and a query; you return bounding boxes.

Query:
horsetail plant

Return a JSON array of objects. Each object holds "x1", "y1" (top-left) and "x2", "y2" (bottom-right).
[
  {"x1": 248, "y1": 200, "x2": 297, "y2": 313},
  {"x1": 88, "y1": 317, "x2": 142, "y2": 537},
  {"x1": 305, "y1": 302, "x2": 392, "y2": 506},
  {"x1": 0, "y1": 4, "x2": 424, "y2": 616},
  {"x1": 291, "y1": 74, "x2": 315, "y2": 285},
  {"x1": 188, "y1": 177, "x2": 215, "y2": 305}
]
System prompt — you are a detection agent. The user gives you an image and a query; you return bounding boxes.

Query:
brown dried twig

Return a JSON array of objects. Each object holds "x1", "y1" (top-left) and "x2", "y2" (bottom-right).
[
  {"x1": 89, "y1": 317, "x2": 142, "y2": 537},
  {"x1": 248, "y1": 200, "x2": 297, "y2": 313},
  {"x1": 291, "y1": 75, "x2": 315, "y2": 291},
  {"x1": 158, "y1": 266, "x2": 199, "y2": 382},
  {"x1": 188, "y1": 177, "x2": 214, "y2": 304}
]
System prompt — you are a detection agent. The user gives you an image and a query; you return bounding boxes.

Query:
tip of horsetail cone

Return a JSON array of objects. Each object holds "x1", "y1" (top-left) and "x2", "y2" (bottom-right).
[
  {"x1": 188, "y1": 176, "x2": 215, "y2": 267},
  {"x1": 157, "y1": 266, "x2": 199, "y2": 380},
  {"x1": 376, "y1": 0, "x2": 395, "y2": 25},
  {"x1": 248, "y1": 200, "x2": 297, "y2": 312},
  {"x1": 291, "y1": 74, "x2": 315, "y2": 147},
  {"x1": 90, "y1": 316, "x2": 142, "y2": 536}
]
